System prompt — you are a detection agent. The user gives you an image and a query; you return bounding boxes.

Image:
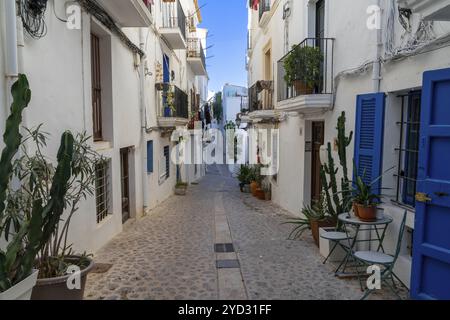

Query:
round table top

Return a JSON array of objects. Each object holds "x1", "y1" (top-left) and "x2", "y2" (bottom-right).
[{"x1": 338, "y1": 213, "x2": 393, "y2": 226}]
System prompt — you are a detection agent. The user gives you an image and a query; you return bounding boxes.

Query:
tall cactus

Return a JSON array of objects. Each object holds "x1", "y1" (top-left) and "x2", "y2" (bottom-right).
[
  {"x1": 336, "y1": 112, "x2": 353, "y2": 211},
  {"x1": 0, "y1": 75, "x2": 31, "y2": 223},
  {"x1": 0, "y1": 75, "x2": 75, "y2": 292},
  {"x1": 321, "y1": 142, "x2": 341, "y2": 215},
  {"x1": 321, "y1": 112, "x2": 353, "y2": 217}
]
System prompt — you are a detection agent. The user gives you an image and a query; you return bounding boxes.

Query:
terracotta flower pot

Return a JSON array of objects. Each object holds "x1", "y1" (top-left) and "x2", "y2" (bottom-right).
[
  {"x1": 352, "y1": 202, "x2": 360, "y2": 217},
  {"x1": 255, "y1": 188, "x2": 265, "y2": 200},
  {"x1": 356, "y1": 204, "x2": 378, "y2": 222},
  {"x1": 250, "y1": 181, "x2": 259, "y2": 196},
  {"x1": 293, "y1": 80, "x2": 314, "y2": 95},
  {"x1": 310, "y1": 218, "x2": 337, "y2": 247},
  {"x1": 31, "y1": 256, "x2": 94, "y2": 300}
]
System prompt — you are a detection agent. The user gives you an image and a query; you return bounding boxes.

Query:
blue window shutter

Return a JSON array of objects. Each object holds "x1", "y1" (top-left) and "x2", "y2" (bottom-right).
[
  {"x1": 354, "y1": 93, "x2": 386, "y2": 194},
  {"x1": 147, "y1": 140, "x2": 153, "y2": 173}
]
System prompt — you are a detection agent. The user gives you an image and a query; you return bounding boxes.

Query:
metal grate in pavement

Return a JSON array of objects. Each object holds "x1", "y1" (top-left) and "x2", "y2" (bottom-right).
[{"x1": 215, "y1": 243, "x2": 235, "y2": 253}]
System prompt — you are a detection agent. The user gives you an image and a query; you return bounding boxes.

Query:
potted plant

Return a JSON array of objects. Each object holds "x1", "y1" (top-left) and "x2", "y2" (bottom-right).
[
  {"x1": 249, "y1": 166, "x2": 259, "y2": 196},
  {"x1": 175, "y1": 181, "x2": 188, "y2": 196},
  {"x1": 162, "y1": 85, "x2": 175, "y2": 117},
  {"x1": 283, "y1": 45, "x2": 323, "y2": 95},
  {"x1": 3, "y1": 126, "x2": 100, "y2": 300},
  {"x1": 261, "y1": 177, "x2": 272, "y2": 201},
  {"x1": 352, "y1": 175, "x2": 381, "y2": 222},
  {"x1": 1, "y1": 75, "x2": 78, "y2": 300},
  {"x1": 237, "y1": 165, "x2": 251, "y2": 192}
]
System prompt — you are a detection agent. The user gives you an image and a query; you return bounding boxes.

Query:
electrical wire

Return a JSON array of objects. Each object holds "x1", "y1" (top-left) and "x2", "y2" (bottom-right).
[
  {"x1": 52, "y1": 0, "x2": 68, "y2": 23},
  {"x1": 18, "y1": 0, "x2": 48, "y2": 39}
]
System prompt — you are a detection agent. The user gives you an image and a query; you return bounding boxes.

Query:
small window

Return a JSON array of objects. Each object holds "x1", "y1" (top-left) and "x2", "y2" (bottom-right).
[
  {"x1": 147, "y1": 140, "x2": 154, "y2": 173},
  {"x1": 95, "y1": 160, "x2": 110, "y2": 223},
  {"x1": 164, "y1": 146, "x2": 170, "y2": 179},
  {"x1": 91, "y1": 33, "x2": 103, "y2": 142}
]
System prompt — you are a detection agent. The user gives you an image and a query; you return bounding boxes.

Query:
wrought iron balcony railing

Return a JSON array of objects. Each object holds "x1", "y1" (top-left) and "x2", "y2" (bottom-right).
[
  {"x1": 187, "y1": 38, "x2": 206, "y2": 67},
  {"x1": 277, "y1": 38, "x2": 334, "y2": 102},
  {"x1": 161, "y1": 0, "x2": 186, "y2": 41},
  {"x1": 249, "y1": 81, "x2": 274, "y2": 112},
  {"x1": 156, "y1": 83, "x2": 189, "y2": 119},
  {"x1": 259, "y1": 0, "x2": 271, "y2": 21}
]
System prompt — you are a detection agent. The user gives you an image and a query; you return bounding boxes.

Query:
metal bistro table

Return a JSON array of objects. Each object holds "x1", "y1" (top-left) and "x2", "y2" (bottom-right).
[{"x1": 335, "y1": 212, "x2": 393, "y2": 281}]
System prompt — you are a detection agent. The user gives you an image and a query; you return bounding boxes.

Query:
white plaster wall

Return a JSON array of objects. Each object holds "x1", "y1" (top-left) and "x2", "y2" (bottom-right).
[
  {"x1": 271, "y1": 115, "x2": 305, "y2": 216},
  {"x1": 224, "y1": 97, "x2": 243, "y2": 123}
]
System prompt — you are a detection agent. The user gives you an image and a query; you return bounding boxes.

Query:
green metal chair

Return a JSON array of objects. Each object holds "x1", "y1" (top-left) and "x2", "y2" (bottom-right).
[
  {"x1": 353, "y1": 211, "x2": 408, "y2": 300},
  {"x1": 320, "y1": 230, "x2": 353, "y2": 273}
]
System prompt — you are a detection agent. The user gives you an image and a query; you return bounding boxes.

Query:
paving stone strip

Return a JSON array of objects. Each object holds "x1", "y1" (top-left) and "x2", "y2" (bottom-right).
[{"x1": 213, "y1": 183, "x2": 248, "y2": 300}]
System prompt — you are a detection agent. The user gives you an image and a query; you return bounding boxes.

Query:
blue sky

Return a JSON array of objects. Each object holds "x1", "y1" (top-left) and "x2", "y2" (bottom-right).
[{"x1": 198, "y1": 0, "x2": 248, "y2": 93}]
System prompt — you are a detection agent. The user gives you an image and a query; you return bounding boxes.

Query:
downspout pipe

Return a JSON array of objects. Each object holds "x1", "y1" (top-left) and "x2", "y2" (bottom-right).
[
  {"x1": 5, "y1": 0, "x2": 19, "y2": 107},
  {"x1": 139, "y1": 28, "x2": 149, "y2": 211},
  {"x1": 372, "y1": 0, "x2": 382, "y2": 92}
]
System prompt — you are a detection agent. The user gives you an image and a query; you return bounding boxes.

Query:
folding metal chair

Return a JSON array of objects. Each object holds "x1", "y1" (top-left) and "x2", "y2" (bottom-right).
[{"x1": 353, "y1": 211, "x2": 408, "y2": 300}]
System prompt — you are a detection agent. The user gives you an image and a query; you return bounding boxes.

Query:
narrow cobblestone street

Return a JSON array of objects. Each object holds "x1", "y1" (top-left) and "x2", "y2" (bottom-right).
[{"x1": 85, "y1": 165, "x2": 405, "y2": 300}]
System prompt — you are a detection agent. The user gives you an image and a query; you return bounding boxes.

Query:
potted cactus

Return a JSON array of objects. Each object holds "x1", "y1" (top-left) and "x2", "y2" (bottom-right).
[{"x1": 0, "y1": 75, "x2": 76, "y2": 300}]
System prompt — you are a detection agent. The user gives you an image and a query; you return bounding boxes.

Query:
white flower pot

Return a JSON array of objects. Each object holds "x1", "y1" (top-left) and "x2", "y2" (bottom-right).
[
  {"x1": 319, "y1": 228, "x2": 347, "y2": 262},
  {"x1": 0, "y1": 269, "x2": 39, "y2": 300}
]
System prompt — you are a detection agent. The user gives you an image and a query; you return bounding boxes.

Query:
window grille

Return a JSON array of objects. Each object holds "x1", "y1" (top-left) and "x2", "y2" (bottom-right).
[
  {"x1": 393, "y1": 91, "x2": 422, "y2": 208},
  {"x1": 95, "y1": 160, "x2": 110, "y2": 223}
]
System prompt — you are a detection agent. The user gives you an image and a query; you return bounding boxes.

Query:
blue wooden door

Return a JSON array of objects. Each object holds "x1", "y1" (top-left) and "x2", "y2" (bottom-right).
[
  {"x1": 411, "y1": 68, "x2": 450, "y2": 300},
  {"x1": 163, "y1": 54, "x2": 171, "y2": 116}
]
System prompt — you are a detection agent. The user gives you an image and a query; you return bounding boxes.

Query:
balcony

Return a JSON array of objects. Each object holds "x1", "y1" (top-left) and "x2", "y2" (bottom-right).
[
  {"x1": 98, "y1": 0, "x2": 152, "y2": 27},
  {"x1": 259, "y1": 0, "x2": 271, "y2": 27},
  {"x1": 160, "y1": 0, "x2": 187, "y2": 49},
  {"x1": 277, "y1": 38, "x2": 334, "y2": 115},
  {"x1": 248, "y1": 81, "x2": 280, "y2": 122},
  {"x1": 397, "y1": 0, "x2": 450, "y2": 21},
  {"x1": 187, "y1": 38, "x2": 207, "y2": 76},
  {"x1": 156, "y1": 83, "x2": 189, "y2": 128}
]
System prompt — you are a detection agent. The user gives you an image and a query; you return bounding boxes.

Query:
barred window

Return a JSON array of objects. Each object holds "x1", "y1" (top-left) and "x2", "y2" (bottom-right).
[
  {"x1": 394, "y1": 91, "x2": 421, "y2": 208},
  {"x1": 95, "y1": 160, "x2": 110, "y2": 223}
]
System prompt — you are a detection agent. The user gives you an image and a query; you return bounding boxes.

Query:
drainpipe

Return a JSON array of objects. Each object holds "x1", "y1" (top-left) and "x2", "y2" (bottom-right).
[
  {"x1": 5, "y1": 0, "x2": 19, "y2": 108},
  {"x1": 139, "y1": 29, "x2": 150, "y2": 212},
  {"x1": 372, "y1": 0, "x2": 382, "y2": 92}
]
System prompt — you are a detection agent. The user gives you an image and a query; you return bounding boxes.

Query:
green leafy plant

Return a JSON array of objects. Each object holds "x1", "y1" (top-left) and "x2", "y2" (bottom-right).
[
  {"x1": 6, "y1": 127, "x2": 100, "y2": 279},
  {"x1": 283, "y1": 195, "x2": 327, "y2": 240},
  {"x1": 283, "y1": 45, "x2": 323, "y2": 88},
  {"x1": 353, "y1": 175, "x2": 381, "y2": 207},
  {"x1": 0, "y1": 104, "x2": 75, "y2": 293},
  {"x1": 175, "y1": 182, "x2": 188, "y2": 188},
  {"x1": 237, "y1": 165, "x2": 252, "y2": 185},
  {"x1": 212, "y1": 92, "x2": 223, "y2": 122}
]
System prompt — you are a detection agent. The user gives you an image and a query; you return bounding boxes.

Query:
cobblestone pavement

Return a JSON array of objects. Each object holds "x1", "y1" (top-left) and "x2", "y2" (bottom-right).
[{"x1": 85, "y1": 164, "x2": 408, "y2": 300}]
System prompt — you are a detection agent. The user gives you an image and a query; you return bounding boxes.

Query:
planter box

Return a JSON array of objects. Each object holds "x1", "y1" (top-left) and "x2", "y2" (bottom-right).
[
  {"x1": 319, "y1": 228, "x2": 347, "y2": 262},
  {"x1": 175, "y1": 186, "x2": 187, "y2": 195},
  {"x1": 31, "y1": 257, "x2": 94, "y2": 300},
  {"x1": 0, "y1": 269, "x2": 39, "y2": 300}
]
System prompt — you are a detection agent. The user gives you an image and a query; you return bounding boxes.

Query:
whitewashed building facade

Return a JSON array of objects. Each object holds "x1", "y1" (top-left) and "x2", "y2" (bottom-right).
[
  {"x1": 0, "y1": 0, "x2": 208, "y2": 254},
  {"x1": 247, "y1": 0, "x2": 450, "y2": 297}
]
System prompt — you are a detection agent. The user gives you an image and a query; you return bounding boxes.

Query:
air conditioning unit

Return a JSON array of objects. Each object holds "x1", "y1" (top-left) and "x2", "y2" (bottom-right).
[{"x1": 397, "y1": 0, "x2": 450, "y2": 21}]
